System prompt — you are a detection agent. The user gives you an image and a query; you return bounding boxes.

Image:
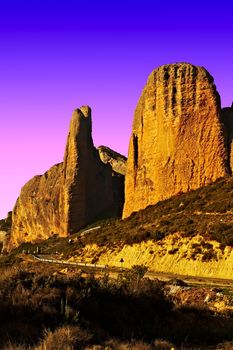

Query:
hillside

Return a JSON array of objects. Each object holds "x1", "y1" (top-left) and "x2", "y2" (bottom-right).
[
  {"x1": 4, "y1": 176, "x2": 233, "y2": 278},
  {"x1": 1, "y1": 177, "x2": 233, "y2": 348},
  {"x1": 80, "y1": 176, "x2": 233, "y2": 248}
]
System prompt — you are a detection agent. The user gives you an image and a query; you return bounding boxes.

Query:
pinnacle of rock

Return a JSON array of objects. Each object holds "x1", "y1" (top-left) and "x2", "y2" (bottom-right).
[{"x1": 59, "y1": 106, "x2": 115, "y2": 234}]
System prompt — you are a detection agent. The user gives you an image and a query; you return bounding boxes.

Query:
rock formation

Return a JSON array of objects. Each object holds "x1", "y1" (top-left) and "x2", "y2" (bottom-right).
[
  {"x1": 222, "y1": 103, "x2": 233, "y2": 173},
  {"x1": 97, "y1": 146, "x2": 127, "y2": 175},
  {"x1": 10, "y1": 106, "x2": 126, "y2": 248},
  {"x1": 123, "y1": 63, "x2": 229, "y2": 218},
  {"x1": 97, "y1": 146, "x2": 127, "y2": 216},
  {"x1": 12, "y1": 163, "x2": 63, "y2": 245}
]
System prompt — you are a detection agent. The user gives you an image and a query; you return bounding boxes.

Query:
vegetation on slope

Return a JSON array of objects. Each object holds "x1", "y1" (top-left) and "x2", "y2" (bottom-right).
[
  {"x1": 81, "y1": 176, "x2": 233, "y2": 248},
  {"x1": 5, "y1": 177, "x2": 233, "y2": 260},
  {"x1": 0, "y1": 263, "x2": 233, "y2": 349}
]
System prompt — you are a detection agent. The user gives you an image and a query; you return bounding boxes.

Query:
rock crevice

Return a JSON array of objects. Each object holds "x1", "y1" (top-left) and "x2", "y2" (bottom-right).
[{"x1": 221, "y1": 103, "x2": 233, "y2": 175}]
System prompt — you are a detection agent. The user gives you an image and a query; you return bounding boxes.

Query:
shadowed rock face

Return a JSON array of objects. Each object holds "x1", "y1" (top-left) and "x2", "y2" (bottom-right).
[
  {"x1": 10, "y1": 106, "x2": 126, "y2": 248},
  {"x1": 97, "y1": 146, "x2": 127, "y2": 175},
  {"x1": 123, "y1": 63, "x2": 229, "y2": 218},
  {"x1": 59, "y1": 106, "x2": 117, "y2": 234},
  {"x1": 222, "y1": 103, "x2": 233, "y2": 174},
  {"x1": 97, "y1": 146, "x2": 127, "y2": 217}
]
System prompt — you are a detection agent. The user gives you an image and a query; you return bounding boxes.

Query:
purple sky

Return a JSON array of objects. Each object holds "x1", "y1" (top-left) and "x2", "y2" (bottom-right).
[{"x1": 1, "y1": 0, "x2": 233, "y2": 218}]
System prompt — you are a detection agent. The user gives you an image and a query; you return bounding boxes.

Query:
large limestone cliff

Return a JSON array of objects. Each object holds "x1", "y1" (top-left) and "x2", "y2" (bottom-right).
[
  {"x1": 10, "y1": 107, "x2": 126, "y2": 248},
  {"x1": 123, "y1": 63, "x2": 229, "y2": 218}
]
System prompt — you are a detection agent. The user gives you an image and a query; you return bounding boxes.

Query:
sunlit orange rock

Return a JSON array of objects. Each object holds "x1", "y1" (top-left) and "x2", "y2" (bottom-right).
[{"x1": 123, "y1": 63, "x2": 229, "y2": 218}]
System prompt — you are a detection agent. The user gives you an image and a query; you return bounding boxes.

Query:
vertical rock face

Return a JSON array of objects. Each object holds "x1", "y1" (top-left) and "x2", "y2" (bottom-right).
[
  {"x1": 123, "y1": 63, "x2": 229, "y2": 218},
  {"x1": 59, "y1": 106, "x2": 115, "y2": 234},
  {"x1": 222, "y1": 103, "x2": 233, "y2": 173},
  {"x1": 11, "y1": 163, "x2": 63, "y2": 246},
  {"x1": 10, "y1": 106, "x2": 125, "y2": 248},
  {"x1": 97, "y1": 146, "x2": 127, "y2": 216}
]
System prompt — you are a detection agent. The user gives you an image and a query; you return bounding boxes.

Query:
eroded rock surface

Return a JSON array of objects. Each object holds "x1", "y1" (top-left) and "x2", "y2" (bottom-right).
[
  {"x1": 10, "y1": 107, "x2": 125, "y2": 248},
  {"x1": 11, "y1": 163, "x2": 63, "y2": 247},
  {"x1": 59, "y1": 107, "x2": 120, "y2": 234},
  {"x1": 97, "y1": 146, "x2": 127, "y2": 175},
  {"x1": 123, "y1": 63, "x2": 229, "y2": 218}
]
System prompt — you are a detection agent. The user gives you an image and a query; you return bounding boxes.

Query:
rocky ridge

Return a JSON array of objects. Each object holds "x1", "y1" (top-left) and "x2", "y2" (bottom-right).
[{"x1": 7, "y1": 63, "x2": 233, "y2": 249}]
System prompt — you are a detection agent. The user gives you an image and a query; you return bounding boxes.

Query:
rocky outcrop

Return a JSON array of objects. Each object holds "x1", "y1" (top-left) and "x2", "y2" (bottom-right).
[
  {"x1": 97, "y1": 146, "x2": 127, "y2": 175},
  {"x1": 59, "y1": 107, "x2": 121, "y2": 234},
  {"x1": 97, "y1": 146, "x2": 127, "y2": 216},
  {"x1": 11, "y1": 163, "x2": 63, "y2": 245},
  {"x1": 222, "y1": 103, "x2": 233, "y2": 173},
  {"x1": 10, "y1": 106, "x2": 125, "y2": 248},
  {"x1": 123, "y1": 63, "x2": 229, "y2": 218}
]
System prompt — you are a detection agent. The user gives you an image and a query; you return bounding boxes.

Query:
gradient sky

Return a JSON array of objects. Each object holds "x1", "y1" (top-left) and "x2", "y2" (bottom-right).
[{"x1": 1, "y1": 0, "x2": 233, "y2": 218}]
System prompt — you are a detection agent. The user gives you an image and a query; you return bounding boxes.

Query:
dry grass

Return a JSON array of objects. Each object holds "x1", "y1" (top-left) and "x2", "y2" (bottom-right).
[
  {"x1": 0, "y1": 265, "x2": 233, "y2": 349},
  {"x1": 153, "y1": 339, "x2": 175, "y2": 349},
  {"x1": 1, "y1": 345, "x2": 28, "y2": 350},
  {"x1": 35, "y1": 326, "x2": 91, "y2": 350},
  {"x1": 85, "y1": 339, "x2": 174, "y2": 350},
  {"x1": 216, "y1": 341, "x2": 233, "y2": 350}
]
